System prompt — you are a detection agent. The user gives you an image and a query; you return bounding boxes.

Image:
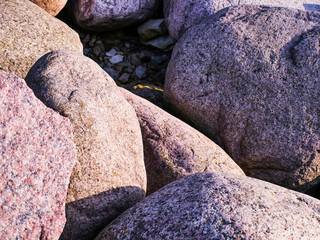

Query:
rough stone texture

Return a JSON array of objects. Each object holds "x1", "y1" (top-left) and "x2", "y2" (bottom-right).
[
  {"x1": 67, "y1": 0, "x2": 160, "y2": 31},
  {"x1": 164, "y1": 0, "x2": 320, "y2": 40},
  {"x1": 96, "y1": 172, "x2": 320, "y2": 239},
  {"x1": 137, "y1": 19, "x2": 167, "y2": 40},
  {"x1": 0, "y1": 70, "x2": 77, "y2": 240},
  {"x1": 25, "y1": 50, "x2": 146, "y2": 240},
  {"x1": 164, "y1": 6, "x2": 320, "y2": 190},
  {"x1": 121, "y1": 88, "x2": 245, "y2": 194},
  {"x1": 0, "y1": 0, "x2": 83, "y2": 79},
  {"x1": 29, "y1": 0, "x2": 67, "y2": 16}
]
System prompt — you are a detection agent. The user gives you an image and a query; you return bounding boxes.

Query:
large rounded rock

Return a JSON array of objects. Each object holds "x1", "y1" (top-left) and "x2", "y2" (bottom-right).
[
  {"x1": 68, "y1": 0, "x2": 160, "y2": 31},
  {"x1": 29, "y1": 0, "x2": 67, "y2": 16},
  {"x1": 164, "y1": 0, "x2": 320, "y2": 40},
  {"x1": 0, "y1": 0, "x2": 82, "y2": 79},
  {"x1": 25, "y1": 50, "x2": 146, "y2": 240},
  {"x1": 164, "y1": 6, "x2": 320, "y2": 190},
  {"x1": 121, "y1": 88, "x2": 245, "y2": 195},
  {"x1": 96, "y1": 172, "x2": 320, "y2": 239},
  {"x1": 0, "y1": 71, "x2": 77, "y2": 239}
]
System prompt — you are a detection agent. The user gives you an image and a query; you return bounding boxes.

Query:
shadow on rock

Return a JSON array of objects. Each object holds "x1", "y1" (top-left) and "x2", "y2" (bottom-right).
[{"x1": 60, "y1": 186, "x2": 145, "y2": 240}]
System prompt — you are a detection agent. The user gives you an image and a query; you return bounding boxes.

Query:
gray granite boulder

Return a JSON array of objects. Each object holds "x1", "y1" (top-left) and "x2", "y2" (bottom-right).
[
  {"x1": 164, "y1": 6, "x2": 320, "y2": 190},
  {"x1": 164, "y1": 0, "x2": 320, "y2": 40},
  {"x1": 0, "y1": 70, "x2": 77, "y2": 239},
  {"x1": 67, "y1": 0, "x2": 160, "y2": 31},
  {"x1": 29, "y1": 0, "x2": 67, "y2": 16},
  {"x1": 25, "y1": 50, "x2": 146, "y2": 240},
  {"x1": 0, "y1": 0, "x2": 82, "y2": 79},
  {"x1": 121, "y1": 88, "x2": 245, "y2": 195},
  {"x1": 95, "y1": 172, "x2": 320, "y2": 239}
]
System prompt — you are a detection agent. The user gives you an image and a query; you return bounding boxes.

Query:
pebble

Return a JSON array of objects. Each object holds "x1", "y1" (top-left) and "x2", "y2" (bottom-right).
[
  {"x1": 110, "y1": 55, "x2": 124, "y2": 64},
  {"x1": 104, "y1": 67, "x2": 119, "y2": 79},
  {"x1": 93, "y1": 45, "x2": 101, "y2": 56},
  {"x1": 119, "y1": 73, "x2": 130, "y2": 83},
  {"x1": 77, "y1": 21, "x2": 172, "y2": 108},
  {"x1": 135, "y1": 66, "x2": 147, "y2": 79},
  {"x1": 106, "y1": 48, "x2": 117, "y2": 57},
  {"x1": 83, "y1": 48, "x2": 90, "y2": 55},
  {"x1": 131, "y1": 54, "x2": 141, "y2": 66}
]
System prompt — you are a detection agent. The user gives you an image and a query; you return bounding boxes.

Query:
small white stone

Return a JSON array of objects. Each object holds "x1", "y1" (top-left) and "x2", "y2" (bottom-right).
[
  {"x1": 106, "y1": 48, "x2": 117, "y2": 57},
  {"x1": 110, "y1": 55, "x2": 124, "y2": 64}
]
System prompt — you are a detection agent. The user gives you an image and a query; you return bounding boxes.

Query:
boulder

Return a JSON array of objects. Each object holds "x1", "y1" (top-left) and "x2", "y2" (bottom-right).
[
  {"x1": 67, "y1": 0, "x2": 160, "y2": 31},
  {"x1": 25, "y1": 50, "x2": 146, "y2": 240},
  {"x1": 0, "y1": 0, "x2": 82, "y2": 79},
  {"x1": 96, "y1": 172, "x2": 320, "y2": 239},
  {"x1": 121, "y1": 88, "x2": 245, "y2": 194},
  {"x1": 164, "y1": 0, "x2": 320, "y2": 40},
  {"x1": 164, "y1": 6, "x2": 320, "y2": 190},
  {"x1": 0, "y1": 70, "x2": 77, "y2": 239},
  {"x1": 29, "y1": 0, "x2": 67, "y2": 16}
]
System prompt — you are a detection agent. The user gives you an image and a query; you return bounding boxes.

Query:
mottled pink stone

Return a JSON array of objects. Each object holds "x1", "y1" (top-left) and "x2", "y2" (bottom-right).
[{"x1": 0, "y1": 70, "x2": 77, "y2": 239}]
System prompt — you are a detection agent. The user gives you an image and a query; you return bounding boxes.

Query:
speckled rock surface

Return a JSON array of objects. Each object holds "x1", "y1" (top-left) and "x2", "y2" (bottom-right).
[
  {"x1": 96, "y1": 172, "x2": 320, "y2": 239},
  {"x1": 164, "y1": 0, "x2": 320, "y2": 40},
  {"x1": 67, "y1": 0, "x2": 160, "y2": 31},
  {"x1": 0, "y1": 0, "x2": 82, "y2": 79},
  {"x1": 164, "y1": 6, "x2": 320, "y2": 190},
  {"x1": 0, "y1": 70, "x2": 76, "y2": 240},
  {"x1": 25, "y1": 50, "x2": 146, "y2": 240},
  {"x1": 29, "y1": 0, "x2": 67, "y2": 16},
  {"x1": 121, "y1": 88, "x2": 245, "y2": 194}
]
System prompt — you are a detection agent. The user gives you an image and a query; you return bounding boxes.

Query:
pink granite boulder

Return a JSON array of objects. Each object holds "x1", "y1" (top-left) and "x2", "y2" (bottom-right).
[
  {"x1": 96, "y1": 172, "x2": 320, "y2": 239},
  {"x1": 29, "y1": 0, "x2": 67, "y2": 16},
  {"x1": 67, "y1": 0, "x2": 160, "y2": 31},
  {"x1": 121, "y1": 88, "x2": 245, "y2": 194},
  {"x1": 164, "y1": 0, "x2": 320, "y2": 40},
  {"x1": 0, "y1": 70, "x2": 77, "y2": 239},
  {"x1": 25, "y1": 50, "x2": 146, "y2": 240},
  {"x1": 164, "y1": 6, "x2": 320, "y2": 190}
]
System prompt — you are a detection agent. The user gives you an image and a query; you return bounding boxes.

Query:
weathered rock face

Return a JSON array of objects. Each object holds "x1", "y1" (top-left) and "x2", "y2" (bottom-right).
[
  {"x1": 0, "y1": 0, "x2": 82, "y2": 79},
  {"x1": 0, "y1": 70, "x2": 77, "y2": 240},
  {"x1": 29, "y1": 0, "x2": 67, "y2": 16},
  {"x1": 164, "y1": 6, "x2": 320, "y2": 190},
  {"x1": 121, "y1": 88, "x2": 245, "y2": 194},
  {"x1": 96, "y1": 172, "x2": 320, "y2": 239},
  {"x1": 25, "y1": 50, "x2": 146, "y2": 240},
  {"x1": 164, "y1": 0, "x2": 320, "y2": 40},
  {"x1": 67, "y1": 0, "x2": 160, "y2": 31}
]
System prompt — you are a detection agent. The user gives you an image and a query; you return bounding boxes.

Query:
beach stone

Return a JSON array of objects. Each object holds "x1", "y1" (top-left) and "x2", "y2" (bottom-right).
[
  {"x1": 135, "y1": 66, "x2": 147, "y2": 79},
  {"x1": 29, "y1": 0, "x2": 67, "y2": 16},
  {"x1": 67, "y1": 0, "x2": 160, "y2": 31},
  {"x1": 164, "y1": 0, "x2": 320, "y2": 40},
  {"x1": 0, "y1": 0, "x2": 82, "y2": 79},
  {"x1": 137, "y1": 19, "x2": 167, "y2": 40},
  {"x1": 164, "y1": 6, "x2": 320, "y2": 190},
  {"x1": 106, "y1": 48, "x2": 117, "y2": 57},
  {"x1": 96, "y1": 172, "x2": 320, "y2": 239},
  {"x1": 144, "y1": 35, "x2": 175, "y2": 51},
  {"x1": 121, "y1": 88, "x2": 245, "y2": 194},
  {"x1": 110, "y1": 55, "x2": 124, "y2": 64},
  {"x1": 25, "y1": 50, "x2": 146, "y2": 240},
  {"x1": 119, "y1": 73, "x2": 130, "y2": 83},
  {"x1": 0, "y1": 70, "x2": 76, "y2": 240}
]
